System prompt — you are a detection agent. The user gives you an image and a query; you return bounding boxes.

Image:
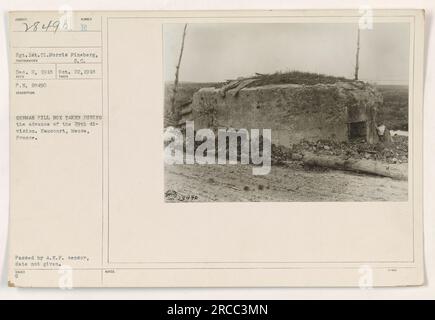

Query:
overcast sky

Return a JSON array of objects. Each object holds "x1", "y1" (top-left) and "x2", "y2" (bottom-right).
[{"x1": 163, "y1": 23, "x2": 410, "y2": 85}]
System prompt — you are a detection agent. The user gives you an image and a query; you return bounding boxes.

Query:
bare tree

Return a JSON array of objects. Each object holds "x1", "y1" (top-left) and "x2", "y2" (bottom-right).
[
  {"x1": 354, "y1": 28, "x2": 360, "y2": 80},
  {"x1": 170, "y1": 23, "x2": 188, "y2": 121}
]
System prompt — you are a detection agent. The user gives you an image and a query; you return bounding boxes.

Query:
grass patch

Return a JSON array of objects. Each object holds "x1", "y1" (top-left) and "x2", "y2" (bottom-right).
[{"x1": 246, "y1": 71, "x2": 352, "y2": 87}]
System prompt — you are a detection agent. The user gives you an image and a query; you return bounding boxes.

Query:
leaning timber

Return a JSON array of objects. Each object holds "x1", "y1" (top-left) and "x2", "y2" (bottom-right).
[{"x1": 302, "y1": 152, "x2": 407, "y2": 181}]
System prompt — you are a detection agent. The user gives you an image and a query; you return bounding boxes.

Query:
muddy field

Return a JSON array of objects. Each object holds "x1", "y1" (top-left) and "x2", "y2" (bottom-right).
[
  {"x1": 165, "y1": 163, "x2": 408, "y2": 202},
  {"x1": 376, "y1": 84, "x2": 409, "y2": 130}
]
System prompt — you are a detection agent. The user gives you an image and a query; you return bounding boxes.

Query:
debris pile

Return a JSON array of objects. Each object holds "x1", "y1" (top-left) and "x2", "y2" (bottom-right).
[
  {"x1": 289, "y1": 136, "x2": 408, "y2": 164},
  {"x1": 271, "y1": 144, "x2": 294, "y2": 165}
]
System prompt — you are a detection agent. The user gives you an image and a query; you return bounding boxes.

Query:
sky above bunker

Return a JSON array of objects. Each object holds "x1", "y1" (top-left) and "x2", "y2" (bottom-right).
[{"x1": 163, "y1": 23, "x2": 410, "y2": 85}]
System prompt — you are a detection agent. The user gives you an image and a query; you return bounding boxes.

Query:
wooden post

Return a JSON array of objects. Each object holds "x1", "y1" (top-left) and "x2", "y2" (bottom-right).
[
  {"x1": 354, "y1": 28, "x2": 360, "y2": 80},
  {"x1": 170, "y1": 23, "x2": 188, "y2": 121}
]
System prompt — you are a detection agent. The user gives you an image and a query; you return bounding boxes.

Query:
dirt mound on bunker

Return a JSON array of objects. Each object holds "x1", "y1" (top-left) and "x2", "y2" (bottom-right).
[{"x1": 245, "y1": 70, "x2": 353, "y2": 87}]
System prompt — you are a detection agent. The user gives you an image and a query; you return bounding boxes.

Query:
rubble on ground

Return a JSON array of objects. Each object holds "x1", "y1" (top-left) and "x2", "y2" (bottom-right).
[{"x1": 286, "y1": 135, "x2": 408, "y2": 165}]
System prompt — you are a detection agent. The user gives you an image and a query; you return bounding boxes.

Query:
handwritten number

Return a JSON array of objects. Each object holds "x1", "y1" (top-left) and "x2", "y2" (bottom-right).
[
  {"x1": 23, "y1": 21, "x2": 39, "y2": 32},
  {"x1": 23, "y1": 20, "x2": 60, "y2": 33}
]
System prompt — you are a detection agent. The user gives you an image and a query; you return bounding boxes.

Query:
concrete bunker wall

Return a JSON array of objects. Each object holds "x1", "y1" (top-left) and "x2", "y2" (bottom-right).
[{"x1": 190, "y1": 82, "x2": 382, "y2": 148}]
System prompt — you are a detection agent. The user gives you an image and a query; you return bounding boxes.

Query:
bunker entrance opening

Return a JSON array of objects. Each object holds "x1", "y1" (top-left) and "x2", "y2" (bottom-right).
[{"x1": 349, "y1": 121, "x2": 367, "y2": 140}]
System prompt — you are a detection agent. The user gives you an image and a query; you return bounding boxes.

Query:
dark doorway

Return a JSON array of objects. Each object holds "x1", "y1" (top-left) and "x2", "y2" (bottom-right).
[{"x1": 349, "y1": 121, "x2": 367, "y2": 140}]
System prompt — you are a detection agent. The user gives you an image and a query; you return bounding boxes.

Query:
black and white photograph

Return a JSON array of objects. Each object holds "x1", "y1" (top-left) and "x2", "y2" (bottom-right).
[
  {"x1": 1, "y1": 5, "x2": 429, "y2": 294},
  {"x1": 163, "y1": 22, "x2": 410, "y2": 202}
]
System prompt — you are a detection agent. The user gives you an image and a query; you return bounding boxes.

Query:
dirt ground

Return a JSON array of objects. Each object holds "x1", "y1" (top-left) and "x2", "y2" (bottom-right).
[{"x1": 164, "y1": 163, "x2": 408, "y2": 202}]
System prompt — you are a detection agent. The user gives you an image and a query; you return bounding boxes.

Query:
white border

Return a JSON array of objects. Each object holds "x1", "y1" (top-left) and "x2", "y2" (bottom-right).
[{"x1": 0, "y1": 0, "x2": 433, "y2": 299}]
